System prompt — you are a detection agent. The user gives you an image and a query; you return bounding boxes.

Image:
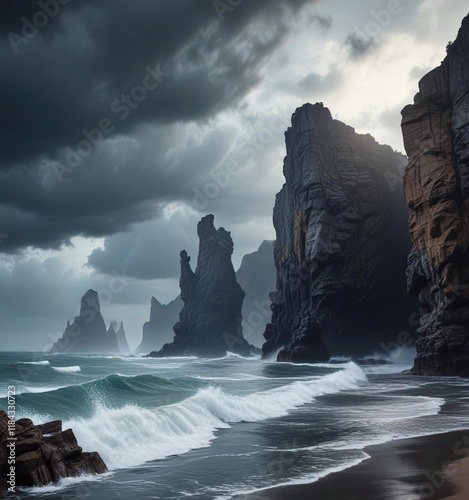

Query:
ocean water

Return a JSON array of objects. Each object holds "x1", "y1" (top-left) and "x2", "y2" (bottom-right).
[{"x1": 1, "y1": 350, "x2": 468, "y2": 499}]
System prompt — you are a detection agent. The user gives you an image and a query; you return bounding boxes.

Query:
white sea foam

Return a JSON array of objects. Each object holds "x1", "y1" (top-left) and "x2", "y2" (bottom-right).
[
  {"x1": 214, "y1": 454, "x2": 370, "y2": 499},
  {"x1": 144, "y1": 356, "x2": 199, "y2": 361},
  {"x1": 15, "y1": 385, "x2": 70, "y2": 396},
  {"x1": 195, "y1": 373, "x2": 302, "y2": 382},
  {"x1": 52, "y1": 366, "x2": 81, "y2": 373},
  {"x1": 376, "y1": 395, "x2": 444, "y2": 421},
  {"x1": 360, "y1": 346, "x2": 416, "y2": 365},
  {"x1": 66, "y1": 363, "x2": 368, "y2": 470},
  {"x1": 99, "y1": 355, "x2": 144, "y2": 361},
  {"x1": 329, "y1": 356, "x2": 352, "y2": 363},
  {"x1": 21, "y1": 472, "x2": 112, "y2": 495},
  {"x1": 18, "y1": 360, "x2": 50, "y2": 365}
]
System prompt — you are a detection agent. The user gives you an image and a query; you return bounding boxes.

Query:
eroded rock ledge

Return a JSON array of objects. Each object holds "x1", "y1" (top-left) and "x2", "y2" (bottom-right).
[{"x1": 0, "y1": 411, "x2": 107, "y2": 490}]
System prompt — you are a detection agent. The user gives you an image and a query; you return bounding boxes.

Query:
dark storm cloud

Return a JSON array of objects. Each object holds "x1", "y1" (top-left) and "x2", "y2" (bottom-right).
[
  {"x1": 87, "y1": 216, "x2": 199, "y2": 280},
  {"x1": 0, "y1": 0, "x2": 312, "y2": 168},
  {"x1": 344, "y1": 32, "x2": 377, "y2": 58},
  {"x1": 0, "y1": 122, "x2": 234, "y2": 252},
  {"x1": 85, "y1": 109, "x2": 287, "y2": 282},
  {"x1": 0, "y1": 0, "x2": 317, "y2": 253}
]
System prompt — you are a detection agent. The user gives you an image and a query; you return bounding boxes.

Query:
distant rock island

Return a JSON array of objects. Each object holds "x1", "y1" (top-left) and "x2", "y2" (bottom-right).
[
  {"x1": 0, "y1": 411, "x2": 107, "y2": 490},
  {"x1": 262, "y1": 103, "x2": 417, "y2": 362},
  {"x1": 136, "y1": 296, "x2": 184, "y2": 354},
  {"x1": 149, "y1": 214, "x2": 258, "y2": 358},
  {"x1": 402, "y1": 14, "x2": 469, "y2": 376},
  {"x1": 50, "y1": 289, "x2": 128, "y2": 354},
  {"x1": 235, "y1": 240, "x2": 276, "y2": 347},
  {"x1": 138, "y1": 240, "x2": 275, "y2": 353}
]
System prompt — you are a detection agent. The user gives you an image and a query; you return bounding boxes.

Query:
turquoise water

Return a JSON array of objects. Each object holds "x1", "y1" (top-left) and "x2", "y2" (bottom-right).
[{"x1": 0, "y1": 351, "x2": 468, "y2": 499}]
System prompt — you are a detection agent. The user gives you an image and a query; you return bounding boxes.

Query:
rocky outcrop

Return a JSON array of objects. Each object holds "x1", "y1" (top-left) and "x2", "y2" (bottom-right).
[
  {"x1": 0, "y1": 411, "x2": 107, "y2": 491},
  {"x1": 135, "y1": 296, "x2": 183, "y2": 353},
  {"x1": 150, "y1": 215, "x2": 257, "y2": 358},
  {"x1": 401, "y1": 15, "x2": 469, "y2": 376},
  {"x1": 263, "y1": 103, "x2": 417, "y2": 362},
  {"x1": 50, "y1": 289, "x2": 119, "y2": 354},
  {"x1": 236, "y1": 240, "x2": 276, "y2": 347},
  {"x1": 137, "y1": 241, "x2": 275, "y2": 352}
]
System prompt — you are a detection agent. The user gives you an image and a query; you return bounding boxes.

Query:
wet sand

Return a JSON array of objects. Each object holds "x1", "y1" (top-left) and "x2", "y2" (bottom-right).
[
  {"x1": 442, "y1": 457, "x2": 469, "y2": 500},
  {"x1": 238, "y1": 430, "x2": 469, "y2": 500}
]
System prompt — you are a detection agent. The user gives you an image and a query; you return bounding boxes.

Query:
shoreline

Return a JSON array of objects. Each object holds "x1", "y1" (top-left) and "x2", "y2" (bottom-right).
[{"x1": 237, "y1": 430, "x2": 469, "y2": 500}]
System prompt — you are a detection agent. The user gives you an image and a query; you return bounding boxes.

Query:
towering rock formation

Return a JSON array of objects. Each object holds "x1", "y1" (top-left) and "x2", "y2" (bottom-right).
[
  {"x1": 150, "y1": 215, "x2": 256, "y2": 358},
  {"x1": 135, "y1": 296, "x2": 183, "y2": 353},
  {"x1": 236, "y1": 240, "x2": 276, "y2": 347},
  {"x1": 401, "y1": 15, "x2": 469, "y2": 376},
  {"x1": 137, "y1": 241, "x2": 275, "y2": 352},
  {"x1": 263, "y1": 103, "x2": 417, "y2": 362},
  {"x1": 50, "y1": 289, "x2": 119, "y2": 353}
]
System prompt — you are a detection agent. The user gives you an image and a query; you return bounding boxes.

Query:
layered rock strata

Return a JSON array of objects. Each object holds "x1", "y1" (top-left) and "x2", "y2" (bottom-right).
[
  {"x1": 150, "y1": 215, "x2": 256, "y2": 358},
  {"x1": 0, "y1": 411, "x2": 107, "y2": 490},
  {"x1": 263, "y1": 103, "x2": 416, "y2": 362},
  {"x1": 401, "y1": 15, "x2": 469, "y2": 376}
]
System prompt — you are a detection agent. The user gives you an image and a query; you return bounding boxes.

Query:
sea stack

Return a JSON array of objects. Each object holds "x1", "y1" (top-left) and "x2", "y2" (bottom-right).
[
  {"x1": 263, "y1": 103, "x2": 417, "y2": 362},
  {"x1": 401, "y1": 15, "x2": 469, "y2": 376},
  {"x1": 50, "y1": 289, "x2": 119, "y2": 354},
  {"x1": 150, "y1": 214, "x2": 256, "y2": 358}
]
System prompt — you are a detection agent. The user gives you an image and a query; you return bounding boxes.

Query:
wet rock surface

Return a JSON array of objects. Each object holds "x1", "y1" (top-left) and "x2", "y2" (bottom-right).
[
  {"x1": 150, "y1": 215, "x2": 257, "y2": 358},
  {"x1": 263, "y1": 103, "x2": 416, "y2": 362},
  {"x1": 401, "y1": 15, "x2": 469, "y2": 376},
  {"x1": 0, "y1": 410, "x2": 107, "y2": 491}
]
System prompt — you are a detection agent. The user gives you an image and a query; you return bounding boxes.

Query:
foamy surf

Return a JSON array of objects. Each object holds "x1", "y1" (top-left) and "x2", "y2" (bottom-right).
[
  {"x1": 0, "y1": 384, "x2": 70, "y2": 398},
  {"x1": 52, "y1": 366, "x2": 81, "y2": 373},
  {"x1": 20, "y1": 472, "x2": 112, "y2": 495},
  {"x1": 66, "y1": 363, "x2": 367, "y2": 470},
  {"x1": 213, "y1": 454, "x2": 370, "y2": 499},
  {"x1": 18, "y1": 360, "x2": 50, "y2": 365}
]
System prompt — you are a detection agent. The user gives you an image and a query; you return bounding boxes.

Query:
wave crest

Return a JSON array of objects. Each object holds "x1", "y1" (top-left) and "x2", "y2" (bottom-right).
[{"x1": 67, "y1": 363, "x2": 367, "y2": 470}]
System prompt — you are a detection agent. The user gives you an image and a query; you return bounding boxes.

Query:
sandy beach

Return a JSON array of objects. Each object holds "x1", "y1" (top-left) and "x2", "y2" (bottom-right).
[{"x1": 238, "y1": 430, "x2": 469, "y2": 500}]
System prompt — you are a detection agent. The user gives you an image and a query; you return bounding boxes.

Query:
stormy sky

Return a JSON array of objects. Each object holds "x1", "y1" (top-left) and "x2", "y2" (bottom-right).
[{"x1": 0, "y1": 0, "x2": 467, "y2": 351}]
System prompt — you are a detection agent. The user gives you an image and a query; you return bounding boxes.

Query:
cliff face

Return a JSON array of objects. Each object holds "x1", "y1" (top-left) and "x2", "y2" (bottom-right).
[
  {"x1": 50, "y1": 289, "x2": 119, "y2": 354},
  {"x1": 235, "y1": 240, "x2": 276, "y2": 347},
  {"x1": 150, "y1": 215, "x2": 256, "y2": 358},
  {"x1": 401, "y1": 15, "x2": 469, "y2": 376},
  {"x1": 135, "y1": 296, "x2": 183, "y2": 353},
  {"x1": 263, "y1": 103, "x2": 417, "y2": 362}
]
